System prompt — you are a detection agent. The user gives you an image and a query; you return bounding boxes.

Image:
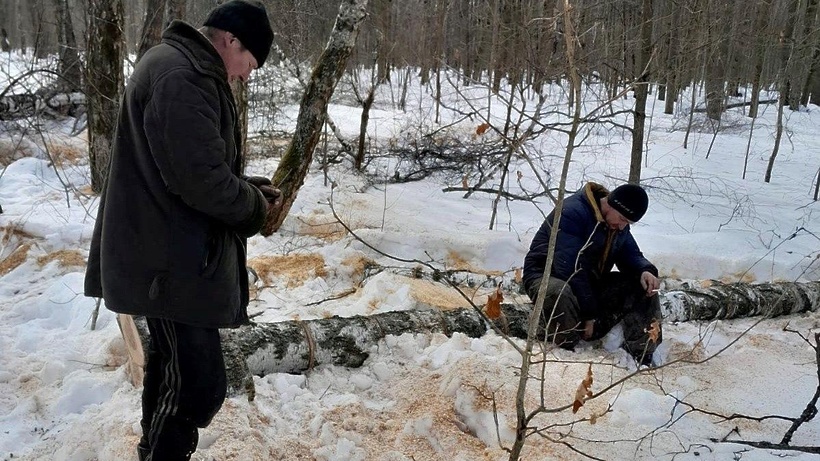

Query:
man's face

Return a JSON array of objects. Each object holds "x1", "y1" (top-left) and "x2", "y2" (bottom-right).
[
  {"x1": 602, "y1": 199, "x2": 631, "y2": 231},
  {"x1": 223, "y1": 34, "x2": 258, "y2": 83}
]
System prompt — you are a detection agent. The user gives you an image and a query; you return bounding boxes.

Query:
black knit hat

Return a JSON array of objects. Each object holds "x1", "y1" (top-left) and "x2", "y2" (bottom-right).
[
  {"x1": 203, "y1": 0, "x2": 274, "y2": 67},
  {"x1": 608, "y1": 184, "x2": 649, "y2": 222}
]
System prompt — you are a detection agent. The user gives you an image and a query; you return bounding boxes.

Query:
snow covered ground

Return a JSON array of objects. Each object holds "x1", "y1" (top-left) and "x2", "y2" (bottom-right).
[{"x1": 1, "y1": 54, "x2": 819, "y2": 460}]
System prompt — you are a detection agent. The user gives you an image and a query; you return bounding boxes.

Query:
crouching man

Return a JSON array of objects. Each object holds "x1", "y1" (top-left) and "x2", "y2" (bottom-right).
[{"x1": 522, "y1": 182, "x2": 662, "y2": 365}]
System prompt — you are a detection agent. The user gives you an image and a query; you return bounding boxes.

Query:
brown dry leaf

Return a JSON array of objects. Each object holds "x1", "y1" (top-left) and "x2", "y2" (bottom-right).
[
  {"x1": 646, "y1": 319, "x2": 660, "y2": 344},
  {"x1": 572, "y1": 364, "x2": 593, "y2": 414},
  {"x1": 462, "y1": 175, "x2": 469, "y2": 189},
  {"x1": 514, "y1": 268, "x2": 523, "y2": 284},
  {"x1": 475, "y1": 123, "x2": 490, "y2": 136},
  {"x1": 484, "y1": 284, "x2": 503, "y2": 320}
]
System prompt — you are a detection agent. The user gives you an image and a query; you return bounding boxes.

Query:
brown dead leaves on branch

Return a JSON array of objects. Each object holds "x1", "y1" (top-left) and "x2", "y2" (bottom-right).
[
  {"x1": 646, "y1": 319, "x2": 661, "y2": 344},
  {"x1": 484, "y1": 284, "x2": 504, "y2": 320}
]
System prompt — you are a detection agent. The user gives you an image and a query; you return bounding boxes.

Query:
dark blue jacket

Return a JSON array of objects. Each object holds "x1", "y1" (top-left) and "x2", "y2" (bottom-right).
[{"x1": 523, "y1": 183, "x2": 657, "y2": 320}]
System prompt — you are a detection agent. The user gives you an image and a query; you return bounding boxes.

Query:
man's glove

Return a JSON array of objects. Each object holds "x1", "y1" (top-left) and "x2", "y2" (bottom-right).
[
  {"x1": 246, "y1": 175, "x2": 272, "y2": 189},
  {"x1": 246, "y1": 176, "x2": 282, "y2": 207}
]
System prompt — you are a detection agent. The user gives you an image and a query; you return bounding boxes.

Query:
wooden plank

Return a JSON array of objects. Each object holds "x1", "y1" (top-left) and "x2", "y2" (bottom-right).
[{"x1": 116, "y1": 313, "x2": 144, "y2": 387}]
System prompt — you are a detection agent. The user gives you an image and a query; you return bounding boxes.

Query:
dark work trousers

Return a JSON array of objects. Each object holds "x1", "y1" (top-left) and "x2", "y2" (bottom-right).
[
  {"x1": 525, "y1": 272, "x2": 662, "y2": 362},
  {"x1": 137, "y1": 318, "x2": 227, "y2": 461}
]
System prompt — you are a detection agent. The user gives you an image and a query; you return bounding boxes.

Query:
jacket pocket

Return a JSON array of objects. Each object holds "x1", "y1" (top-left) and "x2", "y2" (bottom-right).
[
  {"x1": 148, "y1": 273, "x2": 168, "y2": 301},
  {"x1": 202, "y1": 229, "x2": 226, "y2": 278}
]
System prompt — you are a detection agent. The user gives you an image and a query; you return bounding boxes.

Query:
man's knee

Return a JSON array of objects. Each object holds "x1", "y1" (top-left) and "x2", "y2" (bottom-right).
[{"x1": 182, "y1": 361, "x2": 226, "y2": 428}]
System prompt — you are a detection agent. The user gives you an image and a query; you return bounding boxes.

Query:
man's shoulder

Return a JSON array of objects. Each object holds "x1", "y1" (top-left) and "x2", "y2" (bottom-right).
[
  {"x1": 562, "y1": 192, "x2": 595, "y2": 220},
  {"x1": 133, "y1": 46, "x2": 217, "y2": 98},
  {"x1": 139, "y1": 44, "x2": 195, "y2": 76}
]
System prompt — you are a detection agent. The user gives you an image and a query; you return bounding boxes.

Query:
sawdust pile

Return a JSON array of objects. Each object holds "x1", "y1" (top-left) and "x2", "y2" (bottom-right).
[
  {"x1": 36, "y1": 249, "x2": 85, "y2": 268},
  {"x1": 249, "y1": 253, "x2": 328, "y2": 288},
  {"x1": 0, "y1": 242, "x2": 31, "y2": 276}
]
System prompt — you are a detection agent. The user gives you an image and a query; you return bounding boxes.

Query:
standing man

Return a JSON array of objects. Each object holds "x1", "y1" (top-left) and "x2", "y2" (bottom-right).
[
  {"x1": 84, "y1": 2, "x2": 278, "y2": 460},
  {"x1": 522, "y1": 182, "x2": 662, "y2": 365}
]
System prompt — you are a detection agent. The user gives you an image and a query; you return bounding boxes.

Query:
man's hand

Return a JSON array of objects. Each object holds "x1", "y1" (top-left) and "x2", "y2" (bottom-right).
[
  {"x1": 640, "y1": 271, "x2": 660, "y2": 296},
  {"x1": 259, "y1": 185, "x2": 283, "y2": 209},
  {"x1": 247, "y1": 176, "x2": 283, "y2": 211},
  {"x1": 246, "y1": 176, "x2": 272, "y2": 189},
  {"x1": 583, "y1": 320, "x2": 594, "y2": 340}
]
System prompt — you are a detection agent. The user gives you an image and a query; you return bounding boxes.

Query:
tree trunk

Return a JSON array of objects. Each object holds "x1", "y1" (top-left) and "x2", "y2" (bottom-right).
[
  {"x1": 29, "y1": 0, "x2": 54, "y2": 59},
  {"x1": 136, "y1": 0, "x2": 164, "y2": 62},
  {"x1": 355, "y1": 82, "x2": 376, "y2": 170},
  {"x1": 810, "y1": 48, "x2": 820, "y2": 106},
  {"x1": 231, "y1": 80, "x2": 249, "y2": 174},
  {"x1": 165, "y1": 0, "x2": 186, "y2": 25},
  {"x1": 779, "y1": 0, "x2": 799, "y2": 110},
  {"x1": 200, "y1": 280, "x2": 820, "y2": 395},
  {"x1": 372, "y1": 0, "x2": 391, "y2": 83},
  {"x1": 663, "y1": 0, "x2": 679, "y2": 115},
  {"x1": 119, "y1": 276, "x2": 820, "y2": 396},
  {"x1": 256, "y1": 279, "x2": 818, "y2": 372},
  {"x1": 629, "y1": 0, "x2": 652, "y2": 184},
  {"x1": 814, "y1": 166, "x2": 820, "y2": 200},
  {"x1": 0, "y1": 28, "x2": 9, "y2": 52},
  {"x1": 748, "y1": 0, "x2": 771, "y2": 119},
  {"x1": 767, "y1": 0, "x2": 799, "y2": 183},
  {"x1": 790, "y1": 0, "x2": 818, "y2": 110},
  {"x1": 260, "y1": 0, "x2": 369, "y2": 236},
  {"x1": 704, "y1": 52, "x2": 724, "y2": 119},
  {"x1": 86, "y1": 0, "x2": 124, "y2": 193},
  {"x1": 53, "y1": 0, "x2": 82, "y2": 91},
  {"x1": 799, "y1": 0, "x2": 820, "y2": 107}
]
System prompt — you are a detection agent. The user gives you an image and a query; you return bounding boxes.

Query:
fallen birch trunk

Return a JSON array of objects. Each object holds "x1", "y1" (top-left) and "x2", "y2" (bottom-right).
[
  {"x1": 0, "y1": 91, "x2": 85, "y2": 119},
  {"x1": 124, "y1": 280, "x2": 820, "y2": 396},
  {"x1": 661, "y1": 280, "x2": 820, "y2": 322}
]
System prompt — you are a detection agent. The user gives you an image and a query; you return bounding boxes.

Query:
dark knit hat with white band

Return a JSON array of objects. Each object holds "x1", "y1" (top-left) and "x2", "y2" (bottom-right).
[
  {"x1": 608, "y1": 184, "x2": 649, "y2": 222},
  {"x1": 203, "y1": 0, "x2": 274, "y2": 67}
]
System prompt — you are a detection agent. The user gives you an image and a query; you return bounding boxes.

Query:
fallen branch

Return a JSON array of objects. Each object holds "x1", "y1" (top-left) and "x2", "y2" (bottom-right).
[{"x1": 692, "y1": 99, "x2": 778, "y2": 113}]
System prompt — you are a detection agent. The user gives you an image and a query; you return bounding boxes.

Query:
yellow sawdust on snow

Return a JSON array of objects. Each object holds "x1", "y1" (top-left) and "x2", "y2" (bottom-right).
[
  {"x1": 248, "y1": 253, "x2": 327, "y2": 288},
  {"x1": 0, "y1": 242, "x2": 31, "y2": 276},
  {"x1": 46, "y1": 141, "x2": 85, "y2": 165},
  {"x1": 36, "y1": 249, "x2": 85, "y2": 268},
  {"x1": 446, "y1": 249, "x2": 502, "y2": 276},
  {"x1": 340, "y1": 253, "x2": 376, "y2": 280},
  {"x1": 294, "y1": 212, "x2": 348, "y2": 241},
  {"x1": 405, "y1": 276, "x2": 494, "y2": 311}
]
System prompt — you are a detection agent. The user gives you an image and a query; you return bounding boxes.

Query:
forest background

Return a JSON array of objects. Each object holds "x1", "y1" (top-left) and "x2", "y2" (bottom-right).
[{"x1": 2, "y1": 0, "x2": 820, "y2": 460}]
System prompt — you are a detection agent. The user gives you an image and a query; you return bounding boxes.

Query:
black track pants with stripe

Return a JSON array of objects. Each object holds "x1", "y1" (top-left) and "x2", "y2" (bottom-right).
[{"x1": 138, "y1": 318, "x2": 227, "y2": 461}]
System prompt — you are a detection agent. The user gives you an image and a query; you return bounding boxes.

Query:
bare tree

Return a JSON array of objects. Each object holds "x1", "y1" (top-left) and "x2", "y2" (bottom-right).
[
  {"x1": 662, "y1": 0, "x2": 681, "y2": 115},
  {"x1": 165, "y1": 0, "x2": 185, "y2": 24},
  {"x1": 628, "y1": 0, "x2": 653, "y2": 184},
  {"x1": 766, "y1": 0, "x2": 800, "y2": 183},
  {"x1": 136, "y1": 0, "x2": 163, "y2": 62},
  {"x1": 86, "y1": 0, "x2": 125, "y2": 192},
  {"x1": 261, "y1": 0, "x2": 370, "y2": 235},
  {"x1": 748, "y1": 0, "x2": 773, "y2": 119},
  {"x1": 53, "y1": 0, "x2": 82, "y2": 91},
  {"x1": 798, "y1": 0, "x2": 820, "y2": 107},
  {"x1": 28, "y1": 0, "x2": 55, "y2": 58},
  {"x1": 1, "y1": 28, "x2": 10, "y2": 53},
  {"x1": 509, "y1": 0, "x2": 583, "y2": 458}
]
